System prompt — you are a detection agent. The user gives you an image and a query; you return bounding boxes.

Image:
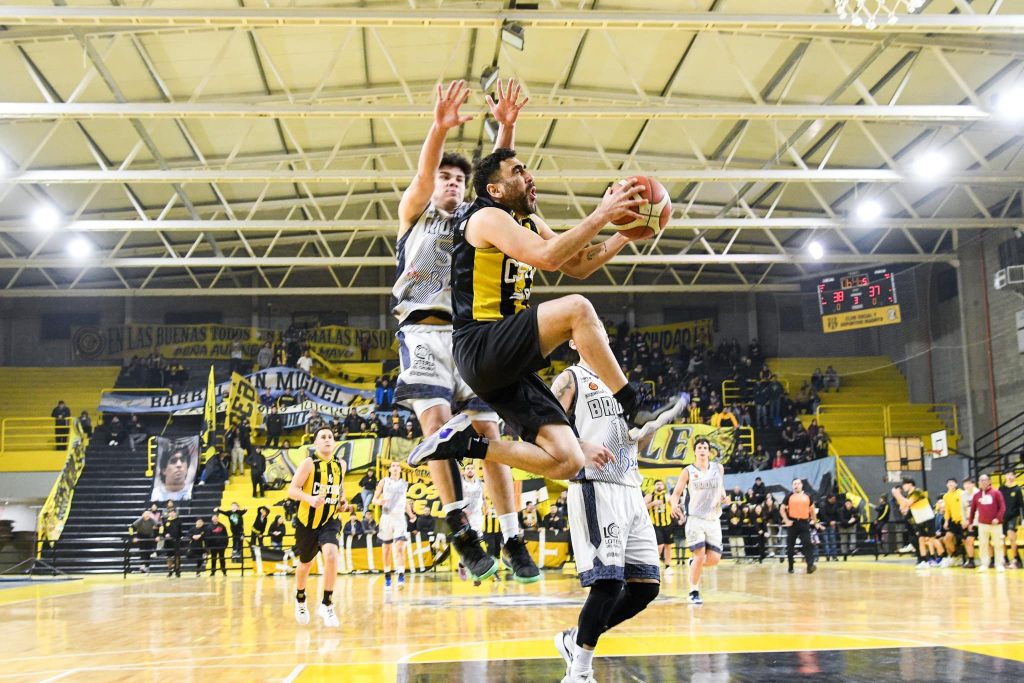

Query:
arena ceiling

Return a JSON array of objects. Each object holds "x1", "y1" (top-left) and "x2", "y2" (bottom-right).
[{"x1": 0, "y1": 0, "x2": 1023, "y2": 298}]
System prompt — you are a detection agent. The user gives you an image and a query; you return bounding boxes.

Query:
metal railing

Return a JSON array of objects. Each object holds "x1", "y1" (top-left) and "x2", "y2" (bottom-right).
[
  {"x1": 1, "y1": 417, "x2": 72, "y2": 452},
  {"x1": 814, "y1": 404, "x2": 886, "y2": 434},
  {"x1": 813, "y1": 403, "x2": 958, "y2": 441},
  {"x1": 721, "y1": 378, "x2": 789, "y2": 407},
  {"x1": 884, "y1": 403, "x2": 958, "y2": 439},
  {"x1": 972, "y1": 409, "x2": 1024, "y2": 477}
]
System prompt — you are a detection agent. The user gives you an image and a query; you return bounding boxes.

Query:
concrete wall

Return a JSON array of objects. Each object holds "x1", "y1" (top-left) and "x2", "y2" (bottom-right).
[{"x1": 843, "y1": 454, "x2": 971, "y2": 507}]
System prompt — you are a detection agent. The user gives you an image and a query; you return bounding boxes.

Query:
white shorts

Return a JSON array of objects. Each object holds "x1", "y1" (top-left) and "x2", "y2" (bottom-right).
[
  {"x1": 378, "y1": 512, "x2": 408, "y2": 543},
  {"x1": 568, "y1": 480, "x2": 661, "y2": 587},
  {"x1": 395, "y1": 325, "x2": 498, "y2": 422},
  {"x1": 686, "y1": 516, "x2": 723, "y2": 555}
]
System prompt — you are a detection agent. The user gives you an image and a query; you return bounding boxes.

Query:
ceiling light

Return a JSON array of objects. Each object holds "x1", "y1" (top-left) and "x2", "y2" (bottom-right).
[
  {"x1": 994, "y1": 87, "x2": 1024, "y2": 121},
  {"x1": 912, "y1": 150, "x2": 949, "y2": 179},
  {"x1": 67, "y1": 236, "x2": 93, "y2": 260},
  {"x1": 808, "y1": 240, "x2": 825, "y2": 261},
  {"x1": 32, "y1": 205, "x2": 62, "y2": 231},
  {"x1": 480, "y1": 65, "x2": 500, "y2": 93},
  {"x1": 501, "y1": 20, "x2": 525, "y2": 51},
  {"x1": 855, "y1": 199, "x2": 883, "y2": 222}
]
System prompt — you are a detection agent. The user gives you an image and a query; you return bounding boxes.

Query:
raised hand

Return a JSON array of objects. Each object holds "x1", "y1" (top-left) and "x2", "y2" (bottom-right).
[
  {"x1": 598, "y1": 177, "x2": 646, "y2": 224},
  {"x1": 485, "y1": 78, "x2": 529, "y2": 128},
  {"x1": 435, "y1": 80, "x2": 474, "y2": 131}
]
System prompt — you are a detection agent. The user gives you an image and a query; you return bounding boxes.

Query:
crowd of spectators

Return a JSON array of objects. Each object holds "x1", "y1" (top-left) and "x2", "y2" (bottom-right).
[{"x1": 117, "y1": 355, "x2": 190, "y2": 389}]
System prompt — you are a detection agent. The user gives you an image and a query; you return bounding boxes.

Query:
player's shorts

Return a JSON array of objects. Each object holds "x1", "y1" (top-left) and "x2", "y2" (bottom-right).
[
  {"x1": 568, "y1": 480, "x2": 660, "y2": 587},
  {"x1": 395, "y1": 324, "x2": 498, "y2": 421},
  {"x1": 378, "y1": 512, "x2": 408, "y2": 543},
  {"x1": 654, "y1": 525, "x2": 673, "y2": 546},
  {"x1": 685, "y1": 516, "x2": 723, "y2": 555},
  {"x1": 453, "y1": 308, "x2": 574, "y2": 443},
  {"x1": 1004, "y1": 517, "x2": 1020, "y2": 534},
  {"x1": 911, "y1": 522, "x2": 933, "y2": 538},
  {"x1": 947, "y1": 521, "x2": 964, "y2": 540},
  {"x1": 294, "y1": 518, "x2": 340, "y2": 564}
]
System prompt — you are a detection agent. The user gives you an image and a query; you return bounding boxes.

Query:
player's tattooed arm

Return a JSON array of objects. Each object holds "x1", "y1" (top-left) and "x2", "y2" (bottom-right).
[{"x1": 550, "y1": 370, "x2": 576, "y2": 413}]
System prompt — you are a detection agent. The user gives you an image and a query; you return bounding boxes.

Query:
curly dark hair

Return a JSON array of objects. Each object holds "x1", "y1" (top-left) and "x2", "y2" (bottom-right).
[
  {"x1": 472, "y1": 148, "x2": 517, "y2": 200},
  {"x1": 439, "y1": 152, "x2": 471, "y2": 180}
]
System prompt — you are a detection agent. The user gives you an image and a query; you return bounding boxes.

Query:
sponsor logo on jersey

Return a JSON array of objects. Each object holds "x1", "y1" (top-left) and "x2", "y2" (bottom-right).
[
  {"x1": 603, "y1": 522, "x2": 621, "y2": 539},
  {"x1": 588, "y1": 382, "x2": 599, "y2": 391}
]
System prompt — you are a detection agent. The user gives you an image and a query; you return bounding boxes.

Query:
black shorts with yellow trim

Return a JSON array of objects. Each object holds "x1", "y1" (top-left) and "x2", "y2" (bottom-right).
[
  {"x1": 453, "y1": 307, "x2": 573, "y2": 443},
  {"x1": 294, "y1": 517, "x2": 341, "y2": 564}
]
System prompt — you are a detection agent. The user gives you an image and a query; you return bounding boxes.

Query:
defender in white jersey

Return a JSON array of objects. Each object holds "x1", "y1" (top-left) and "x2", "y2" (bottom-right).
[
  {"x1": 550, "y1": 343, "x2": 688, "y2": 683},
  {"x1": 461, "y1": 463, "x2": 485, "y2": 532},
  {"x1": 668, "y1": 438, "x2": 728, "y2": 606},
  {"x1": 394, "y1": 80, "x2": 539, "y2": 584},
  {"x1": 373, "y1": 462, "x2": 411, "y2": 588}
]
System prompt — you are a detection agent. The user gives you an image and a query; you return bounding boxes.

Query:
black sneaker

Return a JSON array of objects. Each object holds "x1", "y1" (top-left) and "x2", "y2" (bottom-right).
[
  {"x1": 627, "y1": 392, "x2": 690, "y2": 441},
  {"x1": 688, "y1": 589, "x2": 703, "y2": 605},
  {"x1": 407, "y1": 414, "x2": 480, "y2": 466},
  {"x1": 502, "y1": 534, "x2": 541, "y2": 584},
  {"x1": 451, "y1": 524, "x2": 499, "y2": 581},
  {"x1": 807, "y1": 564, "x2": 817, "y2": 574}
]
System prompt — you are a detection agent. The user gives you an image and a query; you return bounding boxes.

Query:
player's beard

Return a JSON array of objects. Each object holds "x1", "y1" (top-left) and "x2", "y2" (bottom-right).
[{"x1": 506, "y1": 183, "x2": 537, "y2": 217}]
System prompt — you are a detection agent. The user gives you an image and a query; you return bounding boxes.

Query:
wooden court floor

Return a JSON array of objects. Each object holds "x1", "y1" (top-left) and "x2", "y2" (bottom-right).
[{"x1": 2, "y1": 560, "x2": 1022, "y2": 682}]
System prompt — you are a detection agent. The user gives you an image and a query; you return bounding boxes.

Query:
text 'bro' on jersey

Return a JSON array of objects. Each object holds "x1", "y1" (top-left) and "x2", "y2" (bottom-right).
[
  {"x1": 566, "y1": 364, "x2": 642, "y2": 487},
  {"x1": 452, "y1": 195, "x2": 537, "y2": 326}
]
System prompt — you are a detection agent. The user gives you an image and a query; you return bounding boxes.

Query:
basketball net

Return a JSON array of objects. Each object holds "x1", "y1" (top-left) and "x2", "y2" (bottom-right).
[{"x1": 834, "y1": 0, "x2": 925, "y2": 29}]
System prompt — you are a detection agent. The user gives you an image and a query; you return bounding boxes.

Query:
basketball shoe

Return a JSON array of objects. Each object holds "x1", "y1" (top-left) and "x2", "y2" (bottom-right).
[
  {"x1": 451, "y1": 523, "x2": 499, "y2": 581},
  {"x1": 688, "y1": 589, "x2": 703, "y2": 606},
  {"x1": 626, "y1": 392, "x2": 690, "y2": 441},
  {"x1": 502, "y1": 534, "x2": 541, "y2": 583},
  {"x1": 407, "y1": 413, "x2": 488, "y2": 466},
  {"x1": 294, "y1": 600, "x2": 310, "y2": 625},
  {"x1": 554, "y1": 627, "x2": 577, "y2": 677},
  {"x1": 318, "y1": 603, "x2": 339, "y2": 628}
]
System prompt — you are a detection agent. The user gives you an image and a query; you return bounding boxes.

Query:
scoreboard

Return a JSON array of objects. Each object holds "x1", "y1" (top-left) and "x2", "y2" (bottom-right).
[{"x1": 818, "y1": 268, "x2": 902, "y2": 334}]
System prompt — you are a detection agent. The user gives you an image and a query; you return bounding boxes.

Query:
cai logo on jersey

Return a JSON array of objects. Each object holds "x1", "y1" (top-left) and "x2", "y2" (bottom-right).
[
  {"x1": 311, "y1": 481, "x2": 342, "y2": 504},
  {"x1": 502, "y1": 258, "x2": 534, "y2": 301}
]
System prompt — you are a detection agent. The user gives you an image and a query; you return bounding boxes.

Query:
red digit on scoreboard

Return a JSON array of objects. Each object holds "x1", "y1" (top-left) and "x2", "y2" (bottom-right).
[
  {"x1": 833, "y1": 291, "x2": 844, "y2": 304},
  {"x1": 869, "y1": 285, "x2": 881, "y2": 298}
]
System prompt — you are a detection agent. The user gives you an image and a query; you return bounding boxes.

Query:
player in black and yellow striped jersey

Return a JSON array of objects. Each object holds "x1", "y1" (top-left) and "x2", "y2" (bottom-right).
[
  {"x1": 645, "y1": 480, "x2": 674, "y2": 574},
  {"x1": 411, "y1": 148, "x2": 681, "y2": 488},
  {"x1": 287, "y1": 426, "x2": 349, "y2": 628}
]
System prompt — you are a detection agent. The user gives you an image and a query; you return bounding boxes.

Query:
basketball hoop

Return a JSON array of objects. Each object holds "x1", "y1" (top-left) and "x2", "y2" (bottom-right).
[{"x1": 834, "y1": 0, "x2": 925, "y2": 30}]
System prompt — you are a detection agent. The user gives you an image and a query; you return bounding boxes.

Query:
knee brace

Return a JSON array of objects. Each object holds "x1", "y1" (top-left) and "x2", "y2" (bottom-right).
[{"x1": 576, "y1": 579, "x2": 624, "y2": 647}]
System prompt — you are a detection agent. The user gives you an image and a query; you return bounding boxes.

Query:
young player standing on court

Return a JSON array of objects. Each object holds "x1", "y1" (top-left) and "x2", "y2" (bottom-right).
[
  {"x1": 373, "y1": 461, "x2": 412, "y2": 588},
  {"x1": 668, "y1": 438, "x2": 727, "y2": 605},
  {"x1": 287, "y1": 426, "x2": 349, "y2": 627},
  {"x1": 409, "y1": 148, "x2": 677, "y2": 489},
  {"x1": 645, "y1": 479, "x2": 675, "y2": 575},
  {"x1": 393, "y1": 80, "x2": 539, "y2": 583},
  {"x1": 550, "y1": 340, "x2": 684, "y2": 683}
]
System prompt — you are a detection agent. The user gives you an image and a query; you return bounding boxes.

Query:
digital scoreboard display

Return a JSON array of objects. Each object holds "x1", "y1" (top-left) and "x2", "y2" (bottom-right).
[{"x1": 818, "y1": 268, "x2": 901, "y2": 334}]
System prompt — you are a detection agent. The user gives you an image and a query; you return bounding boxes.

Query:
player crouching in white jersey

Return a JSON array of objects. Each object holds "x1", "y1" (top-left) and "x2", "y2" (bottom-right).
[
  {"x1": 373, "y1": 461, "x2": 412, "y2": 589},
  {"x1": 551, "y1": 339, "x2": 688, "y2": 683},
  {"x1": 668, "y1": 438, "x2": 728, "y2": 606}
]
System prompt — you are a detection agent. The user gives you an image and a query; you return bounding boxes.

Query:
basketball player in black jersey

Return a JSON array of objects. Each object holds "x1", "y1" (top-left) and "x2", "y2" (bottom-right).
[
  {"x1": 409, "y1": 148, "x2": 676, "y2": 484},
  {"x1": 287, "y1": 426, "x2": 349, "y2": 628}
]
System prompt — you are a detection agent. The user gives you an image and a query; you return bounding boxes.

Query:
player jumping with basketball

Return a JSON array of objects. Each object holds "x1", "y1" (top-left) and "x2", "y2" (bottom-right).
[
  {"x1": 668, "y1": 437, "x2": 727, "y2": 606},
  {"x1": 551, "y1": 338, "x2": 685, "y2": 683},
  {"x1": 409, "y1": 147, "x2": 677, "y2": 489},
  {"x1": 393, "y1": 80, "x2": 539, "y2": 583},
  {"x1": 287, "y1": 426, "x2": 349, "y2": 627},
  {"x1": 373, "y1": 461, "x2": 411, "y2": 588}
]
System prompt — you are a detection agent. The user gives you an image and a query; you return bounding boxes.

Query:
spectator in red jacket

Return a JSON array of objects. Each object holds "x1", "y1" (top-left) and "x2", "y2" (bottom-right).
[{"x1": 969, "y1": 474, "x2": 1006, "y2": 572}]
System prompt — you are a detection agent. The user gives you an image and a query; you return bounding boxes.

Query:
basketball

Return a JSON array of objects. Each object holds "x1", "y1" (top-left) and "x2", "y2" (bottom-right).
[{"x1": 610, "y1": 176, "x2": 672, "y2": 239}]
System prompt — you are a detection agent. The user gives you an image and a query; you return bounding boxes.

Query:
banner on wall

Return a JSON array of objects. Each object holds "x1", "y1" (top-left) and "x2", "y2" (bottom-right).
[
  {"x1": 225, "y1": 372, "x2": 261, "y2": 431},
  {"x1": 637, "y1": 423, "x2": 736, "y2": 469},
  {"x1": 72, "y1": 323, "x2": 395, "y2": 361},
  {"x1": 638, "y1": 458, "x2": 837, "y2": 504},
  {"x1": 98, "y1": 367, "x2": 373, "y2": 414},
  {"x1": 151, "y1": 436, "x2": 200, "y2": 503},
  {"x1": 633, "y1": 319, "x2": 713, "y2": 356}
]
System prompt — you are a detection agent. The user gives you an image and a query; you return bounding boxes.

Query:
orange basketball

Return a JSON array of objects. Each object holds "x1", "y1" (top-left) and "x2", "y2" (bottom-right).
[{"x1": 610, "y1": 176, "x2": 671, "y2": 239}]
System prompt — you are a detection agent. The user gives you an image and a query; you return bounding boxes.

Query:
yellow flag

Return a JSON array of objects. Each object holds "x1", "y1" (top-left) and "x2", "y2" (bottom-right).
[
  {"x1": 225, "y1": 371, "x2": 260, "y2": 432},
  {"x1": 201, "y1": 365, "x2": 216, "y2": 455}
]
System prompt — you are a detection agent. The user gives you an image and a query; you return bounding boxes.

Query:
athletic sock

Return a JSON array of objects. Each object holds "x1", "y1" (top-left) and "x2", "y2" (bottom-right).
[
  {"x1": 322, "y1": 590, "x2": 333, "y2": 606},
  {"x1": 571, "y1": 648, "x2": 595, "y2": 675},
  {"x1": 295, "y1": 589, "x2": 306, "y2": 603},
  {"x1": 498, "y1": 513, "x2": 520, "y2": 542}
]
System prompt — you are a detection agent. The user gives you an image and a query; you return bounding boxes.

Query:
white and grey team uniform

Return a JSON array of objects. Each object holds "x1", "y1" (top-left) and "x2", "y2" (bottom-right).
[
  {"x1": 462, "y1": 476, "x2": 484, "y2": 533},
  {"x1": 393, "y1": 202, "x2": 497, "y2": 421},
  {"x1": 378, "y1": 477, "x2": 409, "y2": 543},
  {"x1": 565, "y1": 364, "x2": 661, "y2": 586},
  {"x1": 683, "y1": 462, "x2": 724, "y2": 554}
]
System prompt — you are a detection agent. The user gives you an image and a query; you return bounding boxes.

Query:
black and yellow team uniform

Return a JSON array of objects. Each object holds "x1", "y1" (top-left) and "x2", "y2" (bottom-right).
[
  {"x1": 451, "y1": 195, "x2": 572, "y2": 442},
  {"x1": 294, "y1": 455, "x2": 344, "y2": 563},
  {"x1": 648, "y1": 491, "x2": 673, "y2": 546}
]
